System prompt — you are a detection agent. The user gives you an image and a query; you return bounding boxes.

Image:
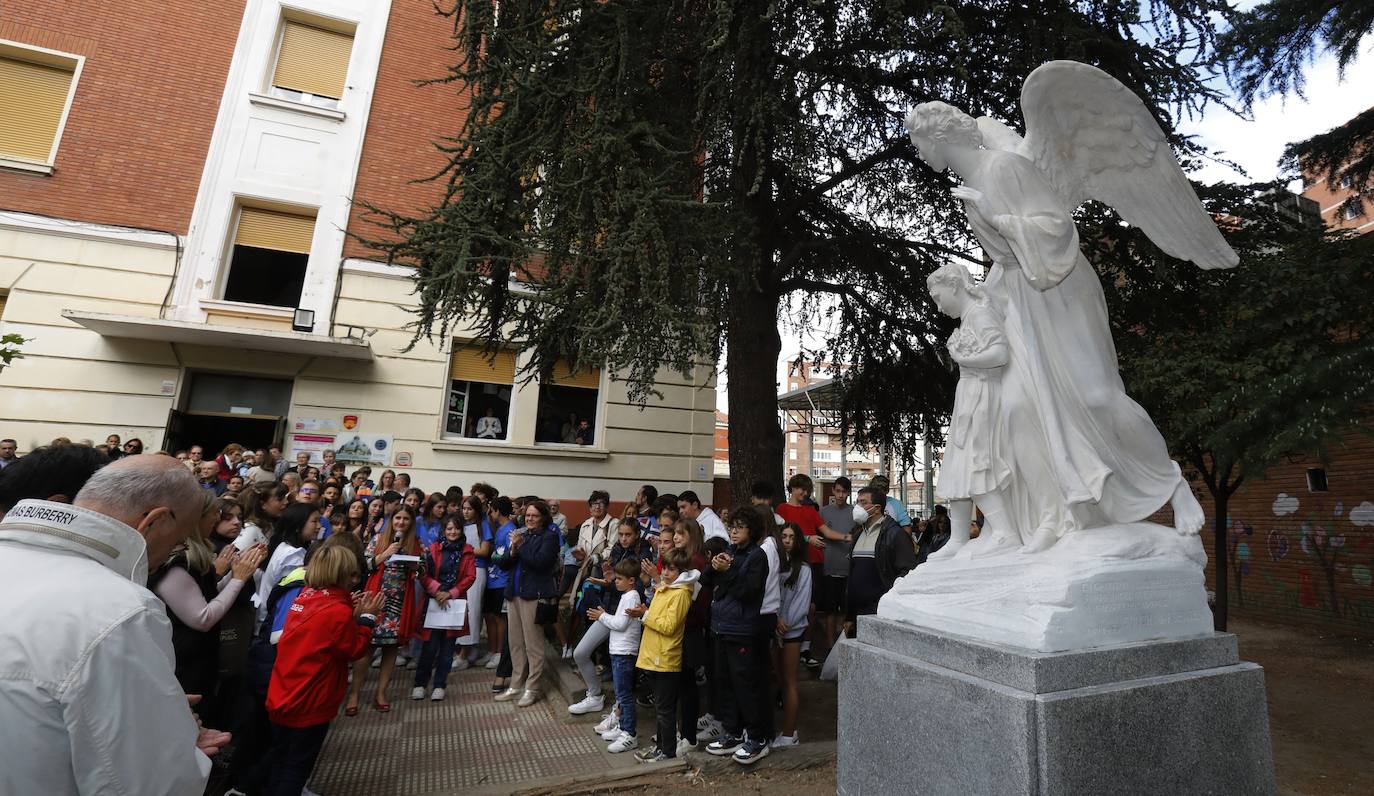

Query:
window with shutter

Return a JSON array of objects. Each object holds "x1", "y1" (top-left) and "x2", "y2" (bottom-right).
[
  {"x1": 535, "y1": 358, "x2": 601, "y2": 445},
  {"x1": 0, "y1": 49, "x2": 80, "y2": 167},
  {"x1": 222, "y1": 205, "x2": 317, "y2": 307},
  {"x1": 445, "y1": 344, "x2": 517, "y2": 441},
  {"x1": 270, "y1": 20, "x2": 354, "y2": 106}
]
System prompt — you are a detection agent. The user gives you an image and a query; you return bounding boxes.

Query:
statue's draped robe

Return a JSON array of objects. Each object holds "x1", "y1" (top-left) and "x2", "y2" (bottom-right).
[{"x1": 966, "y1": 150, "x2": 1179, "y2": 537}]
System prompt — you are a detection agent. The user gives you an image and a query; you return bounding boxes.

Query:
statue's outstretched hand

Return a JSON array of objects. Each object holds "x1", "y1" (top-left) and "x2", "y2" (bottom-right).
[{"x1": 951, "y1": 186, "x2": 987, "y2": 215}]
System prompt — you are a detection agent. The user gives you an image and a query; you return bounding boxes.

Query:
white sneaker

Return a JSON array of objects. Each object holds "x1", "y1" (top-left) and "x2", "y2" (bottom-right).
[
  {"x1": 517, "y1": 689, "x2": 541, "y2": 707},
  {"x1": 485, "y1": 653, "x2": 501, "y2": 670},
  {"x1": 568, "y1": 692, "x2": 605, "y2": 716},
  {"x1": 594, "y1": 712, "x2": 619, "y2": 734},
  {"x1": 494, "y1": 687, "x2": 520, "y2": 702},
  {"x1": 772, "y1": 732, "x2": 799, "y2": 748},
  {"x1": 562, "y1": 644, "x2": 574, "y2": 659},
  {"x1": 676, "y1": 738, "x2": 698, "y2": 756},
  {"x1": 452, "y1": 657, "x2": 471, "y2": 671},
  {"x1": 471, "y1": 652, "x2": 492, "y2": 667},
  {"x1": 430, "y1": 687, "x2": 446, "y2": 701},
  {"x1": 697, "y1": 717, "x2": 724, "y2": 741},
  {"x1": 607, "y1": 731, "x2": 639, "y2": 753},
  {"x1": 601, "y1": 725, "x2": 626, "y2": 741},
  {"x1": 410, "y1": 686, "x2": 426, "y2": 700}
]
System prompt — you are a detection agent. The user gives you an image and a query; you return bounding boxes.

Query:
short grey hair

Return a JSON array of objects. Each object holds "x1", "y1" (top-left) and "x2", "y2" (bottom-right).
[{"x1": 75, "y1": 460, "x2": 203, "y2": 520}]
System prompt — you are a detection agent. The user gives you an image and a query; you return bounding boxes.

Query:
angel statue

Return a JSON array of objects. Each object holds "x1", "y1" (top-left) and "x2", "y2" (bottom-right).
[{"x1": 906, "y1": 61, "x2": 1238, "y2": 556}]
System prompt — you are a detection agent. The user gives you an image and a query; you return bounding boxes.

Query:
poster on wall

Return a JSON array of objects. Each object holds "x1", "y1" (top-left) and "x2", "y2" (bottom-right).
[
  {"x1": 332, "y1": 433, "x2": 394, "y2": 467},
  {"x1": 293, "y1": 417, "x2": 341, "y2": 435},
  {"x1": 289, "y1": 434, "x2": 336, "y2": 465}
]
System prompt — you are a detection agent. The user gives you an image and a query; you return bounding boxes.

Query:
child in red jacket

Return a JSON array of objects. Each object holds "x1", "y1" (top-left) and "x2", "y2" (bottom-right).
[
  {"x1": 264, "y1": 541, "x2": 383, "y2": 796},
  {"x1": 412, "y1": 515, "x2": 477, "y2": 701}
]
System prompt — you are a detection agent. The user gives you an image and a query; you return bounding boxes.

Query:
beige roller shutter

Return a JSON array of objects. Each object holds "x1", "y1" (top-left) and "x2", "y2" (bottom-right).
[
  {"x1": 450, "y1": 346, "x2": 516, "y2": 384},
  {"x1": 272, "y1": 21, "x2": 353, "y2": 100},
  {"x1": 0, "y1": 55, "x2": 75, "y2": 162},
  {"x1": 549, "y1": 359, "x2": 600, "y2": 389},
  {"x1": 234, "y1": 207, "x2": 316, "y2": 253}
]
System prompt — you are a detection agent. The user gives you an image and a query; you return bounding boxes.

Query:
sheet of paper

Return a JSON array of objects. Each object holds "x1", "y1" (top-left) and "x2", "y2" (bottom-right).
[
  {"x1": 389, "y1": 554, "x2": 422, "y2": 564},
  {"x1": 424, "y1": 598, "x2": 468, "y2": 629}
]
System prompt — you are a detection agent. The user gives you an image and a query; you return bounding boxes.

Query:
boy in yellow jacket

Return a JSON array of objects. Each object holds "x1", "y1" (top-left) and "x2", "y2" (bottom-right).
[{"x1": 631, "y1": 547, "x2": 700, "y2": 762}]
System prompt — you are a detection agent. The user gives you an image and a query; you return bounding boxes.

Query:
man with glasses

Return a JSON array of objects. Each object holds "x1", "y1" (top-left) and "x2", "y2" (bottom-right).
[
  {"x1": 0, "y1": 454, "x2": 224, "y2": 794},
  {"x1": 846, "y1": 486, "x2": 917, "y2": 629}
]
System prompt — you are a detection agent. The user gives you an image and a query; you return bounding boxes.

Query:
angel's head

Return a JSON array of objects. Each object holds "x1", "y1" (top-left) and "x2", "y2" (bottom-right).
[
  {"x1": 905, "y1": 102, "x2": 982, "y2": 171},
  {"x1": 926, "y1": 262, "x2": 977, "y2": 318}
]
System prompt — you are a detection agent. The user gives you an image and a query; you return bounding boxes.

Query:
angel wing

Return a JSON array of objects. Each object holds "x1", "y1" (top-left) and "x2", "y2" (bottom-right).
[{"x1": 1015, "y1": 61, "x2": 1238, "y2": 270}]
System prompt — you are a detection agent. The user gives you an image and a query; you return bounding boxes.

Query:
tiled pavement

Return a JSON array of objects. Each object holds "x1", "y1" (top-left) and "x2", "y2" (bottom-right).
[{"x1": 309, "y1": 661, "x2": 637, "y2": 795}]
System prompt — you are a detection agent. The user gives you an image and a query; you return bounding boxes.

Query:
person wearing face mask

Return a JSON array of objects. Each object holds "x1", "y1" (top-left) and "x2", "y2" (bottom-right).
[
  {"x1": 0, "y1": 455, "x2": 225, "y2": 795},
  {"x1": 845, "y1": 486, "x2": 917, "y2": 630}
]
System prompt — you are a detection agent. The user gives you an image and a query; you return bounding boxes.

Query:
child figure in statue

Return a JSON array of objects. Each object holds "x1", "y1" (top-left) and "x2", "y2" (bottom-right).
[{"x1": 926, "y1": 262, "x2": 1017, "y2": 559}]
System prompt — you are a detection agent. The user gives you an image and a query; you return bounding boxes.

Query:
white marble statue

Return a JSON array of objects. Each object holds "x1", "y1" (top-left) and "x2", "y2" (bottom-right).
[{"x1": 879, "y1": 61, "x2": 1238, "y2": 652}]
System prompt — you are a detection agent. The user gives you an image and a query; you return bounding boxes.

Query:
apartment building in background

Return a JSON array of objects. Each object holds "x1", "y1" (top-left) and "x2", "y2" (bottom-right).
[
  {"x1": 781, "y1": 360, "x2": 881, "y2": 482},
  {"x1": 0, "y1": 1, "x2": 716, "y2": 509},
  {"x1": 1298, "y1": 109, "x2": 1371, "y2": 234}
]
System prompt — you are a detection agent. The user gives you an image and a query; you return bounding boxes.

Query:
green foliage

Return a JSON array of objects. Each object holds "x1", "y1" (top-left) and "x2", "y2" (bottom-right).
[
  {"x1": 0, "y1": 333, "x2": 25, "y2": 369},
  {"x1": 358, "y1": 0, "x2": 1234, "y2": 486},
  {"x1": 1090, "y1": 184, "x2": 1374, "y2": 499},
  {"x1": 1218, "y1": 0, "x2": 1374, "y2": 186}
]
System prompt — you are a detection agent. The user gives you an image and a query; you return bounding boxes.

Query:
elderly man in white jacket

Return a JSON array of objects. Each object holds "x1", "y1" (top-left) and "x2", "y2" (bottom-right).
[{"x1": 0, "y1": 455, "x2": 219, "y2": 795}]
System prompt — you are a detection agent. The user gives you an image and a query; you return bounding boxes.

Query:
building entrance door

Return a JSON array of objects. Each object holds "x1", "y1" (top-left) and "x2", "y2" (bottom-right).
[{"x1": 164, "y1": 373, "x2": 292, "y2": 455}]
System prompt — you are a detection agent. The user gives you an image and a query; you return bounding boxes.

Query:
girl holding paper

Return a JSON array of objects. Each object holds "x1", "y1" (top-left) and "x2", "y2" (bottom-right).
[
  {"x1": 411, "y1": 516, "x2": 476, "y2": 701},
  {"x1": 358, "y1": 506, "x2": 422, "y2": 712}
]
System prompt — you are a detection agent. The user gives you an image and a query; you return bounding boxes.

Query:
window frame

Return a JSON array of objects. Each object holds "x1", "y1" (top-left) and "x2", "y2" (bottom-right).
[
  {"x1": 442, "y1": 342, "x2": 519, "y2": 445},
  {"x1": 0, "y1": 39, "x2": 85, "y2": 174},
  {"x1": 218, "y1": 199, "x2": 319, "y2": 308},
  {"x1": 265, "y1": 11, "x2": 356, "y2": 112}
]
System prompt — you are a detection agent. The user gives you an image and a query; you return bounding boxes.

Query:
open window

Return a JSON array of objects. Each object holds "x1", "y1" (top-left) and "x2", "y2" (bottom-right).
[
  {"x1": 446, "y1": 344, "x2": 516, "y2": 440},
  {"x1": 269, "y1": 18, "x2": 354, "y2": 110},
  {"x1": 222, "y1": 205, "x2": 316, "y2": 307},
  {"x1": 534, "y1": 360, "x2": 600, "y2": 445}
]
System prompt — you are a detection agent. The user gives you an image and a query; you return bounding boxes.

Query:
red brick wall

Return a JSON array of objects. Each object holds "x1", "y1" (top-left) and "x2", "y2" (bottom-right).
[
  {"x1": 343, "y1": 4, "x2": 471, "y2": 259},
  {"x1": 1183, "y1": 424, "x2": 1374, "y2": 637},
  {"x1": 0, "y1": 5, "x2": 245, "y2": 232}
]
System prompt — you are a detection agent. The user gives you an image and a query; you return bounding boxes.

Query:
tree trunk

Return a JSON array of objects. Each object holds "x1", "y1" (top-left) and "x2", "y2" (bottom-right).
[
  {"x1": 1213, "y1": 491, "x2": 1229, "y2": 632},
  {"x1": 726, "y1": 284, "x2": 784, "y2": 505}
]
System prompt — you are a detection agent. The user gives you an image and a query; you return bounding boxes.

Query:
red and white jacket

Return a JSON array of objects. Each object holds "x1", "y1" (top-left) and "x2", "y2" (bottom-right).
[{"x1": 267, "y1": 587, "x2": 372, "y2": 727}]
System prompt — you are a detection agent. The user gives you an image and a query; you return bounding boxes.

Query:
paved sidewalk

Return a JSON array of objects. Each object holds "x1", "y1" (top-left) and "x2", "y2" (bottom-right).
[{"x1": 309, "y1": 660, "x2": 641, "y2": 796}]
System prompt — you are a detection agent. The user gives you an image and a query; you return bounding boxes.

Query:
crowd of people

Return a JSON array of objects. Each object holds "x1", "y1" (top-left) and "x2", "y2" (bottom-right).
[{"x1": 0, "y1": 436, "x2": 952, "y2": 794}]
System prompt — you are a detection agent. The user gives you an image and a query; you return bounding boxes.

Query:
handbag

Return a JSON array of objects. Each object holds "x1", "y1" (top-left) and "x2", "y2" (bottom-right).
[{"x1": 535, "y1": 598, "x2": 558, "y2": 625}]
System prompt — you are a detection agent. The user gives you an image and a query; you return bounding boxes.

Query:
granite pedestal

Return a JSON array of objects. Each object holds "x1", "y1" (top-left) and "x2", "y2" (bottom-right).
[{"x1": 837, "y1": 617, "x2": 1276, "y2": 796}]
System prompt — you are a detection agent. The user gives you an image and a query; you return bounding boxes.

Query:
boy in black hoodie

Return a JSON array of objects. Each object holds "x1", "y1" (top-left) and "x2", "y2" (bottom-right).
[{"x1": 702, "y1": 507, "x2": 772, "y2": 765}]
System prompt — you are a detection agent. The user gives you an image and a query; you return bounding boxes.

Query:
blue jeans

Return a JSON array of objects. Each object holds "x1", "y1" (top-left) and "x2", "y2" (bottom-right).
[
  {"x1": 415, "y1": 633, "x2": 457, "y2": 689},
  {"x1": 611, "y1": 654, "x2": 637, "y2": 735}
]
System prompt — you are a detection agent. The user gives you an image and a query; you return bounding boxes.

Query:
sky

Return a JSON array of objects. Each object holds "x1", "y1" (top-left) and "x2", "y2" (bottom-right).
[{"x1": 715, "y1": 46, "x2": 1372, "y2": 413}]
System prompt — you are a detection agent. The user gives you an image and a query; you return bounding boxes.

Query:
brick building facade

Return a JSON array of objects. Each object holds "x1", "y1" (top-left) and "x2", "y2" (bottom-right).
[{"x1": 0, "y1": 0, "x2": 717, "y2": 506}]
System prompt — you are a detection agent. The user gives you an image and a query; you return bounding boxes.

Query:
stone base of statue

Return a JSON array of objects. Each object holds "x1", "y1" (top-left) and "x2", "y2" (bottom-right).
[
  {"x1": 836, "y1": 618, "x2": 1277, "y2": 796},
  {"x1": 879, "y1": 522, "x2": 1216, "y2": 652}
]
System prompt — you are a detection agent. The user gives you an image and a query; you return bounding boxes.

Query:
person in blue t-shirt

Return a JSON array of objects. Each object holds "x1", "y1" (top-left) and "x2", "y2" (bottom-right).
[{"x1": 485, "y1": 497, "x2": 516, "y2": 693}]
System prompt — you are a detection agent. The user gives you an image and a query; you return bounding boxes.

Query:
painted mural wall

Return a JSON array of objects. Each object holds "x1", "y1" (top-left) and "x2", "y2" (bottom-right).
[{"x1": 1191, "y1": 425, "x2": 1374, "y2": 637}]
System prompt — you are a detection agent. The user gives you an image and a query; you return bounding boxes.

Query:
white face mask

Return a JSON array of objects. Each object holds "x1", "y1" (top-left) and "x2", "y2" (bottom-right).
[{"x1": 853, "y1": 504, "x2": 870, "y2": 525}]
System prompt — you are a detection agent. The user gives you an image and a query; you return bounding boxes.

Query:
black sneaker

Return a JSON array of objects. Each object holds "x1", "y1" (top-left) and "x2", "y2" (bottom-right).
[
  {"x1": 733, "y1": 737, "x2": 771, "y2": 765},
  {"x1": 706, "y1": 734, "x2": 744, "y2": 756},
  {"x1": 637, "y1": 692, "x2": 655, "y2": 708},
  {"x1": 801, "y1": 652, "x2": 822, "y2": 668}
]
